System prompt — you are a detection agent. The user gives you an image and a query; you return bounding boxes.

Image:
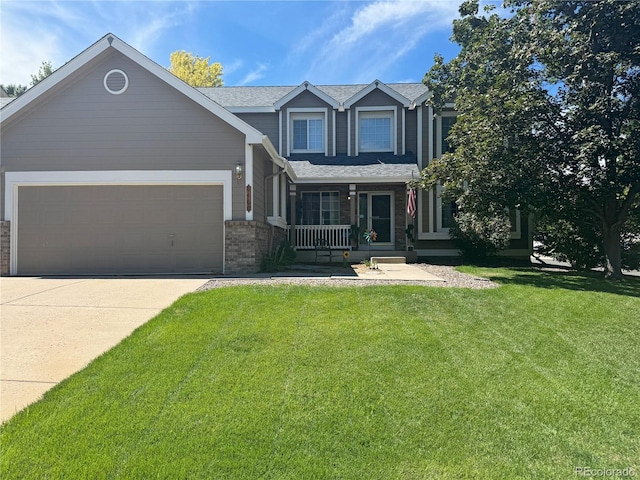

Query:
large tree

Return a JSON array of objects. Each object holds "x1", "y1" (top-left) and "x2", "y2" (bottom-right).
[
  {"x1": 420, "y1": 0, "x2": 640, "y2": 279},
  {"x1": 168, "y1": 51, "x2": 223, "y2": 87}
]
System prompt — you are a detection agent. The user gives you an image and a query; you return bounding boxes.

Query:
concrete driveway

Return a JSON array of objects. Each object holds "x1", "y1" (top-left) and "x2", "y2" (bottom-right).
[{"x1": 0, "y1": 276, "x2": 208, "y2": 423}]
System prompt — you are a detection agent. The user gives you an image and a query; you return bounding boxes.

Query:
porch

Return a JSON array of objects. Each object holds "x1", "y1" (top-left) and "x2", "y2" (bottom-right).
[{"x1": 287, "y1": 224, "x2": 416, "y2": 264}]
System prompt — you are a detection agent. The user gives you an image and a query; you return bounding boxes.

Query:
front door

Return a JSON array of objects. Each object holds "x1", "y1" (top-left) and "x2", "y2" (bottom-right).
[{"x1": 358, "y1": 192, "x2": 393, "y2": 246}]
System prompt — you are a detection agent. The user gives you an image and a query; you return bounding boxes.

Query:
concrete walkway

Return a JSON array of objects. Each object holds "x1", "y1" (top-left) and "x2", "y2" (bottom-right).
[{"x1": 0, "y1": 277, "x2": 208, "y2": 423}]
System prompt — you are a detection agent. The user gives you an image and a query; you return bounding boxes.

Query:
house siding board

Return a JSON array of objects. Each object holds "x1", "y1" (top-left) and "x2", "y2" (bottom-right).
[
  {"x1": 405, "y1": 108, "x2": 417, "y2": 155},
  {"x1": 251, "y1": 148, "x2": 269, "y2": 221},
  {"x1": 421, "y1": 106, "x2": 430, "y2": 166},
  {"x1": 335, "y1": 111, "x2": 347, "y2": 155},
  {"x1": 1, "y1": 51, "x2": 246, "y2": 174},
  {"x1": 236, "y1": 112, "x2": 279, "y2": 152}
]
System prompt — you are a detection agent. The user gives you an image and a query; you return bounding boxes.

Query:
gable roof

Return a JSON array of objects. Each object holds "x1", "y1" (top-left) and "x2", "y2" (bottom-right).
[
  {"x1": 274, "y1": 81, "x2": 340, "y2": 109},
  {"x1": 0, "y1": 33, "x2": 267, "y2": 145},
  {"x1": 200, "y1": 81, "x2": 430, "y2": 112},
  {"x1": 343, "y1": 79, "x2": 411, "y2": 108}
]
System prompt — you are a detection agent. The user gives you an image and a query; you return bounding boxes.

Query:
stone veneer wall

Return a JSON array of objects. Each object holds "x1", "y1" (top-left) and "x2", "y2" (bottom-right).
[
  {"x1": 1, "y1": 221, "x2": 10, "y2": 276},
  {"x1": 225, "y1": 220, "x2": 287, "y2": 274}
]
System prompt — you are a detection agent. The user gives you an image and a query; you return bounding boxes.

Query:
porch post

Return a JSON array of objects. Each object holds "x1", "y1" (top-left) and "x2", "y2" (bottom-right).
[
  {"x1": 289, "y1": 184, "x2": 297, "y2": 248},
  {"x1": 349, "y1": 183, "x2": 356, "y2": 225}
]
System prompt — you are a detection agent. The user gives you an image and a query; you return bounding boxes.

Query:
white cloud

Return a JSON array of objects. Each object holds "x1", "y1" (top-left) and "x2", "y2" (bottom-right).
[
  {"x1": 0, "y1": 0, "x2": 199, "y2": 86},
  {"x1": 238, "y1": 63, "x2": 268, "y2": 86},
  {"x1": 223, "y1": 59, "x2": 244, "y2": 76},
  {"x1": 299, "y1": 0, "x2": 462, "y2": 83}
]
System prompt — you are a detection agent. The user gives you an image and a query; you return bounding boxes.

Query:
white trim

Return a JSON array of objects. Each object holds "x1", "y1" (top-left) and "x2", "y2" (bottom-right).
[
  {"x1": 413, "y1": 90, "x2": 433, "y2": 107},
  {"x1": 347, "y1": 109, "x2": 351, "y2": 156},
  {"x1": 274, "y1": 81, "x2": 339, "y2": 109},
  {"x1": 435, "y1": 111, "x2": 457, "y2": 159},
  {"x1": 272, "y1": 165, "x2": 279, "y2": 218},
  {"x1": 5, "y1": 170, "x2": 232, "y2": 276},
  {"x1": 355, "y1": 106, "x2": 398, "y2": 155},
  {"x1": 343, "y1": 79, "x2": 410, "y2": 108},
  {"x1": 103, "y1": 69, "x2": 128, "y2": 95},
  {"x1": 357, "y1": 190, "x2": 395, "y2": 246},
  {"x1": 417, "y1": 105, "x2": 423, "y2": 167},
  {"x1": 418, "y1": 232, "x2": 452, "y2": 240},
  {"x1": 267, "y1": 216, "x2": 288, "y2": 229},
  {"x1": 245, "y1": 145, "x2": 254, "y2": 221},
  {"x1": 293, "y1": 176, "x2": 415, "y2": 184},
  {"x1": 278, "y1": 110, "x2": 283, "y2": 156},
  {"x1": 286, "y1": 108, "x2": 328, "y2": 156},
  {"x1": 332, "y1": 109, "x2": 336, "y2": 156},
  {"x1": 427, "y1": 106, "x2": 434, "y2": 166},
  {"x1": 227, "y1": 106, "x2": 276, "y2": 113},
  {"x1": 280, "y1": 174, "x2": 287, "y2": 222}
]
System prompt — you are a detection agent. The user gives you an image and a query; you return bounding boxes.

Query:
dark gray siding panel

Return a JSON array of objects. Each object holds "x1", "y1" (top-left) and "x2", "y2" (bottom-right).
[
  {"x1": 236, "y1": 112, "x2": 279, "y2": 152},
  {"x1": 1, "y1": 50, "x2": 246, "y2": 173},
  {"x1": 335, "y1": 111, "x2": 347, "y2": 155},
  {"x1": 405, "y1": 109, "x2": 417, "y2": 155}
]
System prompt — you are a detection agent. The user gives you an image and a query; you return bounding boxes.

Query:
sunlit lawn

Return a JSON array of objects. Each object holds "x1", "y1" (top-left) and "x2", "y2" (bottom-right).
[{"x1": 1, "y1": 268, "x2": 638, "y2": 479}]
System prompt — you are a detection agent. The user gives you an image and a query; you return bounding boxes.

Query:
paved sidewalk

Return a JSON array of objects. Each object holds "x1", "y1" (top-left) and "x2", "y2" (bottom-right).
[
  {"x1": 355, "y1": 263, "x2": 445, "y2": 281},
  {"x1": 0, "y1": 277, "x2": 207, "y2": 423}
]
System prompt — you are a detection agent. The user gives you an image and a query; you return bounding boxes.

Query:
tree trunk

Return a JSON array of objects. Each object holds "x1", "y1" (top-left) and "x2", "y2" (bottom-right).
[{"x1": 602, "y1": 222, "x2": 623, "y2": 280}]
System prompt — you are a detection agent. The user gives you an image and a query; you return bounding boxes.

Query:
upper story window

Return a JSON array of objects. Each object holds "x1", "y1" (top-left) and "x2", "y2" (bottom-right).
[
  {"x1": 360, "y1": 114, "x2": 391, "y2": 151},
  {"x1": 436, "y1": 113, "x2": 457, "y2": 157},
  {"x1": 288, "y1": 109, "x2": 326, "y2": 155},
  {"x1": 355, "y1": 107, "x2": 397, "y2": 154},
  {"x1": 293, "y1": 116, "x2": 323, "y2": 151}
]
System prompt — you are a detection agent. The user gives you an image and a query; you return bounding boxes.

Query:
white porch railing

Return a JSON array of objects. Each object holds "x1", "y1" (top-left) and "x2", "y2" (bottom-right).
[{"x1": 288, "y1": 225, "x2": 352, "y2": 250}]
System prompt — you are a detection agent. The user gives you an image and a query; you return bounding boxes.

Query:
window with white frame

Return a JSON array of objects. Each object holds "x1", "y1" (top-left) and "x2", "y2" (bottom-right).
[
  {"x1": 436, "y1": 183, "x2": 458, "y2": 233},
  {"x1": 436, "y1": 112, "x2": 457, "y2": 157},
  {"x1": 300, "y1": 192, "x2": 340, "y2": 225},
  {"x1": 291, "y1": 113, "x2": 324, "y2": 153},
  {"x1": 358, "y1": 109, "x2": 395, "y2": 153}
]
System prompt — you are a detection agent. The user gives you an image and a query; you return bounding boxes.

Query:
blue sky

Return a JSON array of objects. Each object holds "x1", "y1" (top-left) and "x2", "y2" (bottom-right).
[{"x1": 1, "y1": 0, "x2": 467, "y2": 88}]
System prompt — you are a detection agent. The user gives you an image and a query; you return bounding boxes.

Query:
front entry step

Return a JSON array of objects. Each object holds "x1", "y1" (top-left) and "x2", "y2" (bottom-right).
[{"x1": 370, "y1": 256, "x2": 407, "y2": 264}]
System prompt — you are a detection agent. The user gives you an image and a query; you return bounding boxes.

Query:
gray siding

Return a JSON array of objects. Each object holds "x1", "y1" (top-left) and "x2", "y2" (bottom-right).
[
  {"x1": 335, "y1": 111, "x2": 348, "y2": 155},
  {"x1": 236, "y1": 112, "x2": 279, "y2": 152},
  {"x1": 1, "y1": 50, "x2": 249, "y2": 220},
  {"x1": 405, "y1": 108, "x2": 417, "y2": 156}
]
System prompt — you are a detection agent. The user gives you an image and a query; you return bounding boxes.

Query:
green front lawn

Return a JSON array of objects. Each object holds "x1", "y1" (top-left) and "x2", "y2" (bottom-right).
[{"x1": 1, "y1": 268, "x2": 639, "y2": 479}]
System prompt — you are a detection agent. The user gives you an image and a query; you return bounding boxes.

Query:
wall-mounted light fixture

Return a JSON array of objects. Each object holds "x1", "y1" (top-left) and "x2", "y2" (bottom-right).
[{"x1": 235, "y1": 161, "x2": 244, "y2": 180}]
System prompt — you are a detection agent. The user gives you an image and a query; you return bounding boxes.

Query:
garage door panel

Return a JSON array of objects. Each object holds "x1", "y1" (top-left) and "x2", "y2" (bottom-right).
[{"x1": 17, "y1": 185, "x2": 223, "y2": 275}]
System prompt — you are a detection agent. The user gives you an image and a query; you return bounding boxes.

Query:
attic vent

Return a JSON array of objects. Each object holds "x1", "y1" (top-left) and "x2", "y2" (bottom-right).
[{"x1": 104, "y1": 69, "x2": 128, "y2": 95}]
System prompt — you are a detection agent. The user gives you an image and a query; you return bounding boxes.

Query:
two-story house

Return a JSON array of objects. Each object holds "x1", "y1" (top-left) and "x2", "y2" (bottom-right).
[{"x1": 0, "y1": 34, "x2": 531, "y2": 276}]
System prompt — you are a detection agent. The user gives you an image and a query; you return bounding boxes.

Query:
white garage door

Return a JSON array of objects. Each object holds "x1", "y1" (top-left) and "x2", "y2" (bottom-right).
[{"x1": 17, "y1": 185, "x2": 224, "y2": 275}]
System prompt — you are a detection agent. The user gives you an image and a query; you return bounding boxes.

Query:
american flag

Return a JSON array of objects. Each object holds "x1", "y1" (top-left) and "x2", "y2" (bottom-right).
[{"x1": 407, "y1": 188, "x2": 417, "y2": 218}]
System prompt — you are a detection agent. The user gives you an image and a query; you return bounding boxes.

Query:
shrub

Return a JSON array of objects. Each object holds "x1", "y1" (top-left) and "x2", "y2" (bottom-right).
[
  {"x1": 261, "y1": 241, "x2": 296, "y2": 272},
  {"x1": 450, "y1": 212, "x2": 512, "y2": 262}
]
